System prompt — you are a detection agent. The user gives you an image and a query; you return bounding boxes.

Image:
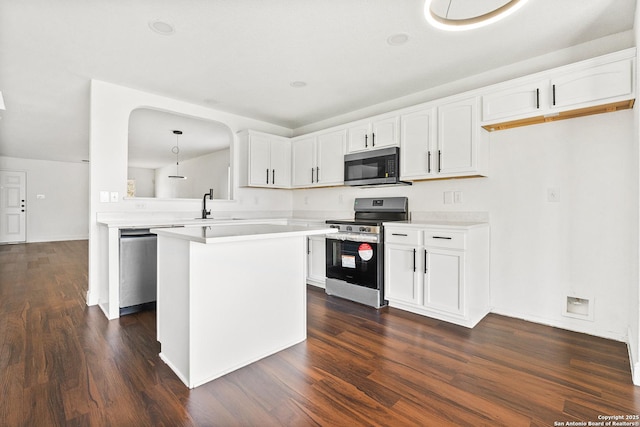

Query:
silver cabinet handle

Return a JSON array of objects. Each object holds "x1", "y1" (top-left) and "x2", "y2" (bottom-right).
[{"x1": 266, "y1": 168, "x2": 269, "y2": 184}]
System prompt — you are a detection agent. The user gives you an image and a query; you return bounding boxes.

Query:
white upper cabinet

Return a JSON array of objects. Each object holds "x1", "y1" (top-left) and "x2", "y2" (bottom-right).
[
  {"x1": 238, "y1": 130, "x2": 291, "y2": 188},
  {"x1": 481, "y1": 50, "x2": 635, "y2": 130},
  {"x1": 316, "y1": 130, "x2": 346, "y2": 186},
  {"x1": 482, "y1": 80, "x2": 549, "y2": 123},
  {"x1": 269, "y1": 137, "x2": 292, "y2": 187},
  {"x1": 400, "y1": 107, "x2": 437, "y2": 179},
  {"x1": 292, "y1": 129, "x2": 346, "y2": 188},
  {"x1": 550, "y1": 59, "x2": 633, "y2": 110},
  {"x1": 438, "y1": 97, "x2": 479, "y2": 175},
  {"x1": 347, "y1": 115, "x2": 399, "y2": 153},
  {"x1": 291, "y1": 136, "x2": 316, "y2": 187},
  {"x1": 400, "y1": 98, "x2": 487, "y2": 181}
]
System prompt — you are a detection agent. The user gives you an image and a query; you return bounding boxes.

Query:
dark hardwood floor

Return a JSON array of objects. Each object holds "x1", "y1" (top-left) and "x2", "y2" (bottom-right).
[{"x1": 1, "y1": 240, "x2": 639, "y2": 426}]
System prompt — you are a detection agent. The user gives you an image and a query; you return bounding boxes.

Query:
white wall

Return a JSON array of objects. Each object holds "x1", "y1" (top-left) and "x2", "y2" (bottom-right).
[
  {"x1": 0, "y1": 156, "x2": 89, "y2": 242},
  {"x1": 293, "y1": 110, "x2": 635, "y2": 341},
  {"x1": 127, "y1": 167, "x2": 155, "y2": 197},
  {"x1": 88, "y1": 80, "x2": 295, "y2": 307},
  {"x1": 154, "y1": 148, "x2": 230, "y2": 200},
  {"x1": 629, "y1": 2, "x2": 640, "y2": 385}
]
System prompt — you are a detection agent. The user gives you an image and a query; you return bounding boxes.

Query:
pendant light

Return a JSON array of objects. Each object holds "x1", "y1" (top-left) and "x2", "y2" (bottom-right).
[
  {"x1": 168, "y1": 130, "x2": 187, "y2": 179},
  {"x1": 424, "y1": 0, "x2": 529, "y2": 31}
]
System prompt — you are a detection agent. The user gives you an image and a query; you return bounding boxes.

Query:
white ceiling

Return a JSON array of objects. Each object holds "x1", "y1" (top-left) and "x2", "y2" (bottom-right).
[{"x1": 0, "y1": 0, "x2": 636, "y2": 163}]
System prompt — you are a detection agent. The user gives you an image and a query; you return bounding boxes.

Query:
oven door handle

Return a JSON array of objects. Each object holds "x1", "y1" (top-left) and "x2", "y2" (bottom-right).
[{"x1": 325, "y1": 233, "x2": 379, "y2": 243}]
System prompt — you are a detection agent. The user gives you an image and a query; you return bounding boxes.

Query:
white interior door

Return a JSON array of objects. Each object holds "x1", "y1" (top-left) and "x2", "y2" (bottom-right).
[{"x1": 0, "y1": 170, "x2": 27, "y2": 243}]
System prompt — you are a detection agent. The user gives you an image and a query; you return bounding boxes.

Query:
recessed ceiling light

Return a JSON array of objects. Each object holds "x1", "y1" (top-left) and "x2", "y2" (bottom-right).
[
  {"x1": 387, "y1": 33, "x2": 409, "y2": 46},
  {"x1": 148, "y1": 19, "x2": 175, "y2": 35},
  {"x1": 290, "y1": 81, "x2": 307, "y2": 88},
  {"x1": 425, "y1": 0, "x2": 529, "y2": 31}
]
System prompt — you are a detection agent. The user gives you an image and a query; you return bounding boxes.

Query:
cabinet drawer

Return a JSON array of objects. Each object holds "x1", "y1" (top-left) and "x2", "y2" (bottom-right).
[
  {"x1": 385, "y1": 228, "x2": 421, "y2": 245},
  {"x1": 424, "y1": 231, "x2": 466, "y2": 249}
]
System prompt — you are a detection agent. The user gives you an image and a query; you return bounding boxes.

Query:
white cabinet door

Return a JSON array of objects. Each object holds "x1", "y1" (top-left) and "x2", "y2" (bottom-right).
[
  {"x1": 371, "y1": 116, "x2": 399, "y2": 149},
  {"x1": 550, "y1": 58, "x2": 633, "y2": 110},
  {"x1": 292, "y1": 136, "x2": 316, "y2": 187},
  {"x1": 248, "y1": 133, "x2": 272, "y2": 186},
  {"x1": 384, "y1": 243, "x2": 419, "y2": 304},
  {"x1": 437, "y1": 97, "x2": 478, "y2": 175},
  {"x1": 347, "y1": 116, "x2": 399, "y2": 153},
  {"x1": 347, "y1": 122, "x2": 370, "y2": 152},
  {"x1": 316, "y1": 129, "x2": 345, "y2": 185},
  {"x1": 400, "y1": 108, "x2": 436, "y2": 179},
  {"x1": 482, "y1": 80, "x2": 549, "y2": 122},
  {"x1": 307, "y1": 236, "x2": 326, "y2": 287},
  {"x1": 269, "y1": 137, "x2": 291, "y2": 187},
  {"x1": 424, "y1": 248, "x2": 463, "y2": 315}
]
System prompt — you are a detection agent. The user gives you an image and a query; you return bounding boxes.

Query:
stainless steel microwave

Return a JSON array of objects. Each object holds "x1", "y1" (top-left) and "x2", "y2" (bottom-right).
[{"x1": 344, "y1": 146, "x2": 409, "y2": 186}]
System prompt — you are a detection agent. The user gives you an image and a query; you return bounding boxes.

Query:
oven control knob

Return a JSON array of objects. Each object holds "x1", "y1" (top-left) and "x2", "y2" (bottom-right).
[
  {"x1": 329, "y1": 225, "x2": 339, "y2": 229},
  {"x1": 359, "y1": 226, "x2": 370, "y2": 232},
  {"x1": 346, "y1": 226, "x2": 352, "y2": 231}
]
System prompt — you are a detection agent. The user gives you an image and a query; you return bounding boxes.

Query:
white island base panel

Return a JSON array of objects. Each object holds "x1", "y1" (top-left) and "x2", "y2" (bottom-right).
[{"x1": 156, "y1": 234, "x2": 307, "y2": 389}]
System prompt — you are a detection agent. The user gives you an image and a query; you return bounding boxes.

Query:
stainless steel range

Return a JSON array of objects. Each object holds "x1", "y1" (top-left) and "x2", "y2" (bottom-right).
[{"x1": 325, "y1": 197, "x2": 409, "y2": 308}]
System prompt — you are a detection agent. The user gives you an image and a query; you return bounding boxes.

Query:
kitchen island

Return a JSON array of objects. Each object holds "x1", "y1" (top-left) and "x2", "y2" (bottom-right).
[{"x1": 151, "y1": 223, "x2": 336, "y2": 388}]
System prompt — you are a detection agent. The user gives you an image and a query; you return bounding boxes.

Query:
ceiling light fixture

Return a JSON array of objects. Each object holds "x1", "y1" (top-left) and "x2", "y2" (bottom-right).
[
  {"x1": 148, "y1": 19, "x2": 175, "y2": 35},
  {"x1": 168, "y1": 130, "x2": 187, "y2": 179},
  {"x1": 424, "y1": 0, "x2": 529, "y2": 31}
]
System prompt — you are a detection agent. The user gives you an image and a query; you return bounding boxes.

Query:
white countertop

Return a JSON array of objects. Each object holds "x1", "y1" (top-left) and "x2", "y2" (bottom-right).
[
  {"x1": 383, "y1": 220, "x2": 489, "y2": 229},
  {"x1": 151, "y1": 223, "x2": 337, "y2": 244},
  {"x1": 97, "y1": 217, "x2": 288, "y2": 228}
]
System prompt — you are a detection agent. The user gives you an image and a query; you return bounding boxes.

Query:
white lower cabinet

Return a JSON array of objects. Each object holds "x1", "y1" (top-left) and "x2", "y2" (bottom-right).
[
  {"x1": 424, "y1": 248, "x2": 463, "y2": 315},
  {"x1": 384, "y1": 223, "x2": 490, "y2": 328},
  {"x1": 385, "y1": 243, "x2": 419, "y2": 303},
  {"x1": 307, "y1": 235, "x2": 326, "y2": 288}
]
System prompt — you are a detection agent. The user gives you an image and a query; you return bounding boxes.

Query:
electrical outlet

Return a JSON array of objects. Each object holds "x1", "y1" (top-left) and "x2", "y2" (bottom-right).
[
  {"x1": 100, "y1": 191, "x2": 110, "y2": 203},
  {"x1": 110, "y1": 192, "x2": 119, "y2": 202}
]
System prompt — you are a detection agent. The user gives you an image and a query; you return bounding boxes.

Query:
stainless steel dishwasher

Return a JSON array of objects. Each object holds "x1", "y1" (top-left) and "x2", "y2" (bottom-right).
[{"x1": 119, "y1": 228, "x2": 157, "y2": 315}]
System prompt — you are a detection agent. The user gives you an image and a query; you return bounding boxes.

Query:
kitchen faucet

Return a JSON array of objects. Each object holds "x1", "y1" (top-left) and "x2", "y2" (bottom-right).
[{"x1": 202, "y1": 188, "x2": 213, "y2": 219}]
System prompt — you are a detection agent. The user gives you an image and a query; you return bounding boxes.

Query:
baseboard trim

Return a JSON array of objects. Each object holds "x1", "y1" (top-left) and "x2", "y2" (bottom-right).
[
  {"x1": 490, "y1": 308, "x2": 626, "y2": 342},
  {"x1": 27, "y1": 235, "x2": 89, "y2": 243}
]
